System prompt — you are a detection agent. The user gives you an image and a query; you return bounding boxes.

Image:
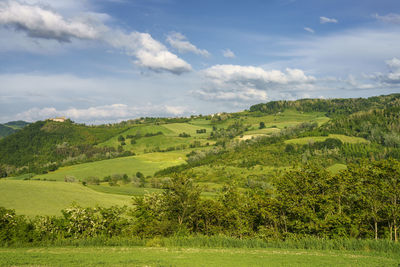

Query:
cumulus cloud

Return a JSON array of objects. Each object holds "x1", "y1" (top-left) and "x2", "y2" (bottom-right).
[
  {"x1": 203, "y1": 64, "x2": 315, "y2": 85},
  {"x1": 374, "y1": 57, "x2": 400, "y2": 84},
  {"x1": 0, "y1": 1, "x2": 191, "y2": 74},
  {"x1": 12, "y1": 104, "x2": 189, "y2": 123},
  {"x1": 374, "y1": 13, "x2": 400, "y2": 24},
  {"x1": 166, "y1": 32, "x2": 210, "y2": 57},
  {"x1": 109, "y1": 31, "x2": 192, "y2": 74},
  {"x1": 0, "y1": 1, "x2": 100, "y2": 42},
  {"x1": 320, "y1": 16, "x2": 338, "y2": 24},
  {"x1": 222, "y1": 49, "x2": 235, "y2": 58},
  {"x1": 193, "y1": 64, "x2": 316, "y2": 102},
  {"x1": 304, "y1": 27, "x2": 315, "y2": 34},
  {"x1": 386, "y1": 58, "x2": 400, "y2": 69}
]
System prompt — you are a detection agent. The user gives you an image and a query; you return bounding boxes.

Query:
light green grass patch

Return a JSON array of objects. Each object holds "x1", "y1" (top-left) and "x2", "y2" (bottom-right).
[
  {"x1": 327, "y1": 164, "x2": 347, "y2": 174},
  {"x1": 285, "y1": 134, "x2": 369, "y2": 145},
  {"x1": 0, "y1": 246, "x2": 397, "y2": 267},
  {"x1": 0, "y1": 180, "x2": 131, "y2": 216},
  {"x1": 217, "y1": 110, "x2": 329, "y2": 130},
  {"x1": 34, "y1": 153, "x2": 186, "y2": 181},
  {"x1": 97, "y1": 124, "x2": 173, "y2": 150},
  {"x1": 245, "y1": 127, "x2": 281, "y2": 135},
  {"x1": 162, "y1": 123, "x2": 212, "y2": 137},
  {"x1": 87, "y1": 184, "x2": 162, "y2": 196}
]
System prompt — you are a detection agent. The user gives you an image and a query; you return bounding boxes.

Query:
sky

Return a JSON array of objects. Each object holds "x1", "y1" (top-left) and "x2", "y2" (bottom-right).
[{"x1": 0, "y1": 0, "x2": 400, "y2": 124}]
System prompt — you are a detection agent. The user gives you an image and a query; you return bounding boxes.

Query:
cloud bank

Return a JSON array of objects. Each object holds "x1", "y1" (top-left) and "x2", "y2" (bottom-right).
[{"x1": 11, "y1": 104, "x2": 189, "y2": 123}]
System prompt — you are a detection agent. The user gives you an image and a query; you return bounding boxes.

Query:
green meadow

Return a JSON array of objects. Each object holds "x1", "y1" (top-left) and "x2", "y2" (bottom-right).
[
  {"x1": 98, "y1": 122, "x2": 213, "y2": 153},
  {"x1": 0, "y1": 180, "x2": 131, "y2": 216},
  {"x1": 0, "y1": 246, "x2": 397, "y2": 266},
  {"x1": 285, "y1": 134, "x2": 369, "y2": 145},
  {"x1": 33, "y1": 151, "x2": 186, "y2": 181}
]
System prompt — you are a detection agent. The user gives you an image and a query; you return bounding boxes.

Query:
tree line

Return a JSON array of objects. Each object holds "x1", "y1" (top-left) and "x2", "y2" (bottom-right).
[{"x1": 1, "y1": 159, "x2": 399, "y2": 245}]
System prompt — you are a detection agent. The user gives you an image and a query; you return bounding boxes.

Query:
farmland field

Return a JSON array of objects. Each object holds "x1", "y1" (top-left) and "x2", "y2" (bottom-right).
[
  {"x1": 0, "y1": 246, "x2": 397, "y2": 266},
  {"x1": 0, "y1": 180, "x2": 131, "y2": 216},
  {"x1": 33, "y1": 151, "x2": 187, "y2": 181},
  {"x1": 285, "y1": 134, "x2": 369, "y2": 145}
]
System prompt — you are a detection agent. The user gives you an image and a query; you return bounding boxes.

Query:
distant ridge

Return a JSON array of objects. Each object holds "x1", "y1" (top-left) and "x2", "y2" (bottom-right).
[{"x1": 0, "y1": 120, "x2": 30, "y2": 138}]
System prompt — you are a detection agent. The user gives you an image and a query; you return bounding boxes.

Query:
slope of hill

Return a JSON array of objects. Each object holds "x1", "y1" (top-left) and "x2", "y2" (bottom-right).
[
  {"x1": 0, "y1": 124, "x2": 15, "y2": 138},
  {"x1": 4, "y1": 120, "x2": 30, "y2": 130},
  {"x1": 0, "y1": 180, "x2": 131, "y2": 216},
  {"x1": 0, "y1": 120, "x2": 130, "y2": 175},
  {"x1": 0, "y1": 120, "x2": 29, "y2": 138}
]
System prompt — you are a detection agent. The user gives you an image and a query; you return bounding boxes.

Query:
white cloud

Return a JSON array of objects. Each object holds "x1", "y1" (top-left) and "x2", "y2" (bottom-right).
[
  {"x1": 373, "y1": 57, "x2": 400, "y2": 84},
  {"x1": 12, "y1": 104, "x2": 189, "y2": 123},
  {"x1": 166, "y1": 32, "x2": 210, "y2": 57},
  {"x1": 193, "y1": 64, "x2": 316, "y2": 102},
  {"x1": 374, "y1": 13, "x2": 400, "y2": 24},
  {"x1": 304, "y1": 27, "x2": 315, "y2": 34},
  {"x1": 222, "y1": 48, "x2": 235, "y2": 58},
  {"x1": 203, "y1": 64, "x2": 315, "y2": 85},
  {"x1": 386, "y1": 57, "x2": 400, "y2": 69},
  {"x1": 0, "y1": 1, "x2": 191, "y2": 74},
  {"x1": 0, "y1": 1, "x2": 100, "y2": 42},
  {"x1": 108, "y1": 31, "x2": 192, "y2": 74},
  {"x1": 193, "y1": 88, "x2": 268, "y2": 102},
  {"x1": 320, "y1": 16, "x2": 338, "y2": 24}
]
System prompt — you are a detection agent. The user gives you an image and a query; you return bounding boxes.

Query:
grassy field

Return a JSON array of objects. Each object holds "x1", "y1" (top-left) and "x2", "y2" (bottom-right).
[
  {"x1": 0, "y1": 246, "x2": 397, "y2": 266},
  {"x1": 87, "y1": 183, "x2": 163, "y2": 196},
  {"x1": 285, "y1": 134, "x2": 369, "y2": 145},
  {"x1": 0, "y1": 180, "x2": 132, "y2": 216},
  {"x1": 327, "y1": 163, "x2": 347, "y2": 174},
  {"x1": 34, "y1": 151, "x2": 186, "y2": 181},
  {"x1": 98, "y1": 123, "x2": 212, "y2": 153},
  {"x1": 217, "y1": 110, "x2": 329, "y2": 130}
]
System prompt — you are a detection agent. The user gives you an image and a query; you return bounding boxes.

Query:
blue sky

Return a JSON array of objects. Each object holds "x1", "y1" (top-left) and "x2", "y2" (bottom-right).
[{"x1": 0, "y1": 0, "x2": 400, "y2": 123}]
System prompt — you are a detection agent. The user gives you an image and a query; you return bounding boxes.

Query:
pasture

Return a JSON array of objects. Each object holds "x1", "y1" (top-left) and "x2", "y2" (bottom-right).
[
  {"x1": 33, "y1": 151, "x2": 186, "y2": 181},
  {"x1": 0, "y1": 246, "x2": 397, "y2": 266},
  {"x1": 285, "y1": 134, "x2": 369, "y2": 145},
  {"x1": 0, "y1": 180, "x2": 131, "y2": 216}
]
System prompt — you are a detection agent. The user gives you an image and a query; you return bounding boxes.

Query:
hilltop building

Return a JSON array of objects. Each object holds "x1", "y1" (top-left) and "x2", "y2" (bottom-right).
[{"x1": 49, "y1": 117, "x2": 67, "y2": 122}]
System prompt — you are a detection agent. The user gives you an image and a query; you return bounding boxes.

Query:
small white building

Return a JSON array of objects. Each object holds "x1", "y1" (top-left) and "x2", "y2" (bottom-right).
[{"x1": 49, "y1": 117, "x2": 67, "y2": 122}]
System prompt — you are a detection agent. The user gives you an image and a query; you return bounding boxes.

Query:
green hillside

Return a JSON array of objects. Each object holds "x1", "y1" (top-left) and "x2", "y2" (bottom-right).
[
  {"x1": 2, "y1": 94, "x2": 400, "y2": 218},
  {"x1": 33, "y1": 151, "x2": 186, "y2": 181},
  {"x1": 4, "y1": 120, "x2": 30, "y2": 130},
  {"x1": 0, "y1": 180, "x2": 131, "y2": 216},
  {"x1": 0, "y1": 124, "x2": 15, "y2": 138},
  {"x1": 0, "y1": 120, "x2": 29, "y2": 138}
]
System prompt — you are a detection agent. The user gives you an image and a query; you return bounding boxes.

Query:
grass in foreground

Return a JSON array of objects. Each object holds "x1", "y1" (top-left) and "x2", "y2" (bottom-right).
[{"x1": 0, "y1": 246, "x2": 397, "y2": 267}]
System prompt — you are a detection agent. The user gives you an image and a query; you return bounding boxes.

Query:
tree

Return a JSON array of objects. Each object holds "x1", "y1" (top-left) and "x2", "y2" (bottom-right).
[
  {"x1": 259, "y1": 122, "x2": 266, "y2": 129},
  {"x1": 163, "y1": 176, "x2": 201, "y2": 228}
]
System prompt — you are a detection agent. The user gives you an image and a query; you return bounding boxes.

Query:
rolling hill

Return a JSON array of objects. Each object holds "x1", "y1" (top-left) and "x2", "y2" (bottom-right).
[
  {"x1": 0, "y1": 120, "x2": 29, "y2": 138},
  {"x1": 1, "y1": 94, "x2": 400, "y2": 217}
]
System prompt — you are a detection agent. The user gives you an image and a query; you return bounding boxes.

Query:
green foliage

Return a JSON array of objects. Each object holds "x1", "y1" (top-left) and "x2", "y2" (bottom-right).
[
  {"x1": 0, "y1": 120, "x2": 129, "y2": 175},
  {"x1": 249, "y1": 93, "x2": 400, "y2": 117}
]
